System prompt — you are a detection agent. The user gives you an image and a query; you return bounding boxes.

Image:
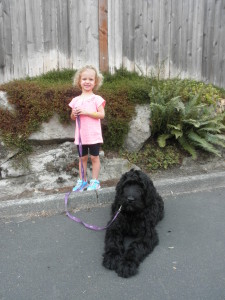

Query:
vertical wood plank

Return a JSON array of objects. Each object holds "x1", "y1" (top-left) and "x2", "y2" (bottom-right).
[
  {"x1": 133, "y1": 0, "x2": 143, "y2": 74},
  {"x1": 170, "y1": 0, "x2": 183, "y2": 77},
  {"x1": 122, "y1": 0, "x2": 135, "y2": 71},
  {"x1": 107, "y1": 0, "x2": 114, "y2": 72},
  {"x1": 0, "y1": 0, "x2": 13, "y2": 83},
  {"x1": 25, "y1": 0, "x2": 44, "y2": 77},
  {"x1": 185, "y1": 0, "x2": 194, "y2": 78},
  {"x1": 151, "y1": 0, "x2": 160, "y2": 75},
  {"x1": 0, "y1": 0, "x2": 4, "y2": 81},
  {"x1": 202, "y1": 0, "x2": 215, "y2": 83},
  {"x1": 71, "y1": 0, "x2": 99, "y2": 70},
  {"x1": 192, "y1": 0, "x2": 204, "y2": 80},
  {"x1": 211, "y1": 0, "x2": 222, "y2": 86},
  {"x1": 159, "y1": 0, "x2": 171, "y2": 78},
  {"x1": 99, "y1": 0, "x2": 108, "y2": 72},
  {"x1": 134, "y1": 0, "x2": 148, "y2": 75},
  {"x1": 9, "y1": 0, "x2": 28, "y2": 79},
  {"x1": 42, "y1": 0, "x2": 58, "y2": 72},
  {"x1": 146, "y1": 0, "x2": 153, "y2": 76},
  {"x1": 77, "y1": 0, "x2": 88, "y2": 68},
  {"x1": 141, "y1": 0, "x2": 149, "y2": 75},
  {"x1": 219, "y1": 1, "x2": 225, "y2": 87},
  {"x1": 180, "y1": 0, "x2": 189, "y2": 77},
  {"x1": 108, "y1": 0, "x2": 123, "y2": 73},
  {"x1": 87, "y1": 0, "x2": 99, "y2": 67},
  {"x1": 57, "y1": 0, "x2": 71, "y2": 69},
  {"x1": 70, "y1": 0, "x2": 79, "y2": 69}
]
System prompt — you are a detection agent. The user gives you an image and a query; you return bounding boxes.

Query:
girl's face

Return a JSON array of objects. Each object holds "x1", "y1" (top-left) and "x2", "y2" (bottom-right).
[{"x1": 80, "y1": 69, "x2": 96, "y2": 92}]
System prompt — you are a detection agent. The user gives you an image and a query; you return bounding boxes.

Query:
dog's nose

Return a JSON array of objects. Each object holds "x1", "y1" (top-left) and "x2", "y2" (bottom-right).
[{"x1": 127, "y1": 196, "x2": 134, "y2": 202}]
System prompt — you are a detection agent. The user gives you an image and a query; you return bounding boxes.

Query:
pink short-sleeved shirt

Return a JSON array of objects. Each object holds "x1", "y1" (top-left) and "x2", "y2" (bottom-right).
[{"x1": 69, "y1": 94, "x2": 106, "y2": 145}]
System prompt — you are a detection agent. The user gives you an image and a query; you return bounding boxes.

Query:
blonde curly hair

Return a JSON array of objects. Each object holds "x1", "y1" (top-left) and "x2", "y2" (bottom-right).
[{"x1": 73, "y1": 65, "x2": 103, "y2": 91}]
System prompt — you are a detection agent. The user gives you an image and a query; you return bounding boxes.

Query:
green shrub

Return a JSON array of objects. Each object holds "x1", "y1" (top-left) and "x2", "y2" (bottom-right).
[
  {"x1": 0, "y1": 78, "x2": 80, "y2": 150},
  {"x1": 151, "y1": 78, "x2": 224, "y2": 105},
  {"x1": 26, "y1": 68, "x2": 76, "y2": 86},
  {"x1": 150, "y1": 87, "x2": 225, "y2": 159},
  {"x1": 99, "y1": 69, "x2": 155, "y2": 148},
  {"x1": 102, "y1": 68, "x2": 155, "y2": 104},
  {"x1": 103, "y1": 118, "x2": 129, "y2": 150}
]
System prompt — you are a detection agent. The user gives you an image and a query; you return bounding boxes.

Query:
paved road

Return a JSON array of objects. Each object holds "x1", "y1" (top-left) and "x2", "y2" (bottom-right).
[{"x1": 1, "y1": 186, "x2": 225, "y2": 300}]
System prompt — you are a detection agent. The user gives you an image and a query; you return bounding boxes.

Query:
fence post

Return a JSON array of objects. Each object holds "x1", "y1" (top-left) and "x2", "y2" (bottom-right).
[{"x1": 99, "y1": 0, "x2": 108, "y2": 72}]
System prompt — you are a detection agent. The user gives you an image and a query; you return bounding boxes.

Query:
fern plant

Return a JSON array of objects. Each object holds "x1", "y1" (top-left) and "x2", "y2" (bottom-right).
[{"x1": 150, "y1": 87, "x2": 225, "y2": 159}]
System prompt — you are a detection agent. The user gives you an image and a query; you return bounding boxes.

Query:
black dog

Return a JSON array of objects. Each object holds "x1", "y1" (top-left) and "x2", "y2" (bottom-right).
[{"x1": 102, "y1": 169, "x2": 164, "y2": 278}]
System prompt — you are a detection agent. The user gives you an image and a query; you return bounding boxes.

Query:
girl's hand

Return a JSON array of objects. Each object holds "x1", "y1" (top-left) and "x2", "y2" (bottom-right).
[
  {"x1": 74, "y1": 107, "x2": 86, "y2": 116},
  {"x1": 72, "y1": 108, "x2": 82, "y2": 116},
  {"x1": 71, "y1": 108, "x2": 79, "y2": 120}
]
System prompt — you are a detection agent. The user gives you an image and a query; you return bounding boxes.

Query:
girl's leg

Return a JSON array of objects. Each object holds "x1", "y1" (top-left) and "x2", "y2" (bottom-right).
[
  {"x1": 79, "y1": 155, "x2": 88, "y2": 181},
  {"x1": 90, "y1": 155, "x2": 100, "y2": 179}
]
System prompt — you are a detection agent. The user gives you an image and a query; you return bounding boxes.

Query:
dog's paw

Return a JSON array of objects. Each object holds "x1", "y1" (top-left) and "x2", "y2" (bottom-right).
[
  {"x1": 115, "y1": 259, "x2": 138, "y2": 278},
  {"x1": 102, "y1": 253, "x2": 121, "y2": 271}
]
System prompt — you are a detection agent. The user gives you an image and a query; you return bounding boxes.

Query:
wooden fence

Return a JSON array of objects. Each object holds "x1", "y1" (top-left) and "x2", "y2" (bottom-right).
[{"x1": 0, "y1": 0, "x2": 225, "y2": 89}]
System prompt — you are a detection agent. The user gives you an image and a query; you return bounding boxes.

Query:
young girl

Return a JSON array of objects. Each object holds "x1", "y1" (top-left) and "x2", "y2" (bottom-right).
[{"x1": 69, "y1": 65, "x2": 106, "y2": 191}]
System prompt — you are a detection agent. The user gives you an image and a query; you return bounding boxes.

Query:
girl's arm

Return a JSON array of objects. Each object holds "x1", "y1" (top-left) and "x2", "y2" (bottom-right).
[
  {"x1": 90, "y1": 104, "x2": 105, "y2": 119},
  {"x1": 70, "y1": 108, "x2": 77, "y2": 121}
]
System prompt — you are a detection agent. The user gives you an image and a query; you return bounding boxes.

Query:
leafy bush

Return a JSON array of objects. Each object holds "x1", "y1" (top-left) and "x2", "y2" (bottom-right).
[
  {"x1": 103, "y1": 68, "x2": 153, "y2": 104},
  {"x1": 150, "y1": 87, "x2": 225, "y2": 159},
  {"x1": 152, "y1": 78, "x2": 223, "y2": 105},
  {"x1": 99, "y1": 69, "x2": 154, "y2": 148},
  {"x1": 26, "y1": 69, "x2": 76, "y2": 86},
  {"x1": 0, "y1": 78, "x2": 80, "y2": 150}
]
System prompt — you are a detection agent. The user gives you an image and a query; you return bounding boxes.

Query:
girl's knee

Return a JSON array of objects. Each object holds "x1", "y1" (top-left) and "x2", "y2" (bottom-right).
[
  {"x1": 81, "y1": 155, "x2": 88, "y2": 162},
  {"x1": 91, "y1": 155, "x2": 100, "y2": 162}
]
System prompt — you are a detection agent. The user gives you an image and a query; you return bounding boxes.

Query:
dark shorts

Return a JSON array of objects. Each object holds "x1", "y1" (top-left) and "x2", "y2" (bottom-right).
[{"x1": 77, "y1": 143, "x2": 100, "y2": 157}]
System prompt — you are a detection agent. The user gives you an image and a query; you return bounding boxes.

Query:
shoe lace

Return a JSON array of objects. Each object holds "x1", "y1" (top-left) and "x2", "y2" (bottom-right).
[
  {"x1": 76, "y1": 179, "x2": 83, "y2": 186},
  {"x1": 90, "y1": 179, "x2": 99, "y2": 186}
]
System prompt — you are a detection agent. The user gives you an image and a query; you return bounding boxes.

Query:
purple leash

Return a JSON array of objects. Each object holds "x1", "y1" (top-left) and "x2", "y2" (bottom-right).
[
  {"x1": 65, "y1": 191, "x2": 122, "y2": 231},
  {"x1": 65, "y1": 115, "x2": 122, "y2": 230},
  {"x1": 77, "y1": 115, "x2": 85, "y2": 180}
]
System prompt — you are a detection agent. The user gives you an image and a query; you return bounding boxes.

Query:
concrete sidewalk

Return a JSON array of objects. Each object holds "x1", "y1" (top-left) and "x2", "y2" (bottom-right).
[{"x1": 1, "y1": 171, "x2": 225, "y2": 221}]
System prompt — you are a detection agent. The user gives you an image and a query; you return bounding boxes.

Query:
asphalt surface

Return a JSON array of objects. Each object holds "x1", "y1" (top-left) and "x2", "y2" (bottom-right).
[{"x1": 0, "y1": 171, "x2": 225, "y2": 300}]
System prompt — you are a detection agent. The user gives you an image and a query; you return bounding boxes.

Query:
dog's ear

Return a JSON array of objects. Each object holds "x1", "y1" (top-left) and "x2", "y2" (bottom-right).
[
  {"x1": 112, "y1": 173, "x2": 127, "y2": 213},
  {"x1": 136, "y1": 170, "x2": 151, "y2": 190},
  {"x1": 115, "y1": 171, "x2": 129, "y2": 193},
  {"x1": 139, "y1": 173, "x2": 159, "y2": 206}
]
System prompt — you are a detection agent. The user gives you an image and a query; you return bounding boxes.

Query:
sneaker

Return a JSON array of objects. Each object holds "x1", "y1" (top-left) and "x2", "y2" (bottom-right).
[
  {"x1": 87, "y1": 179, "x2": 100, "y2": 191},
  {"x1": 72, "y1": 179, "x2": 88, "y2": 192}
]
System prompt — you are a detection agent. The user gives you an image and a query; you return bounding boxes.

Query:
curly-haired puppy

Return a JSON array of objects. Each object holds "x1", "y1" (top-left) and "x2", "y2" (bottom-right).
[{"x1": 102, "y1": 169, "x2": 164, "y2": 278}]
